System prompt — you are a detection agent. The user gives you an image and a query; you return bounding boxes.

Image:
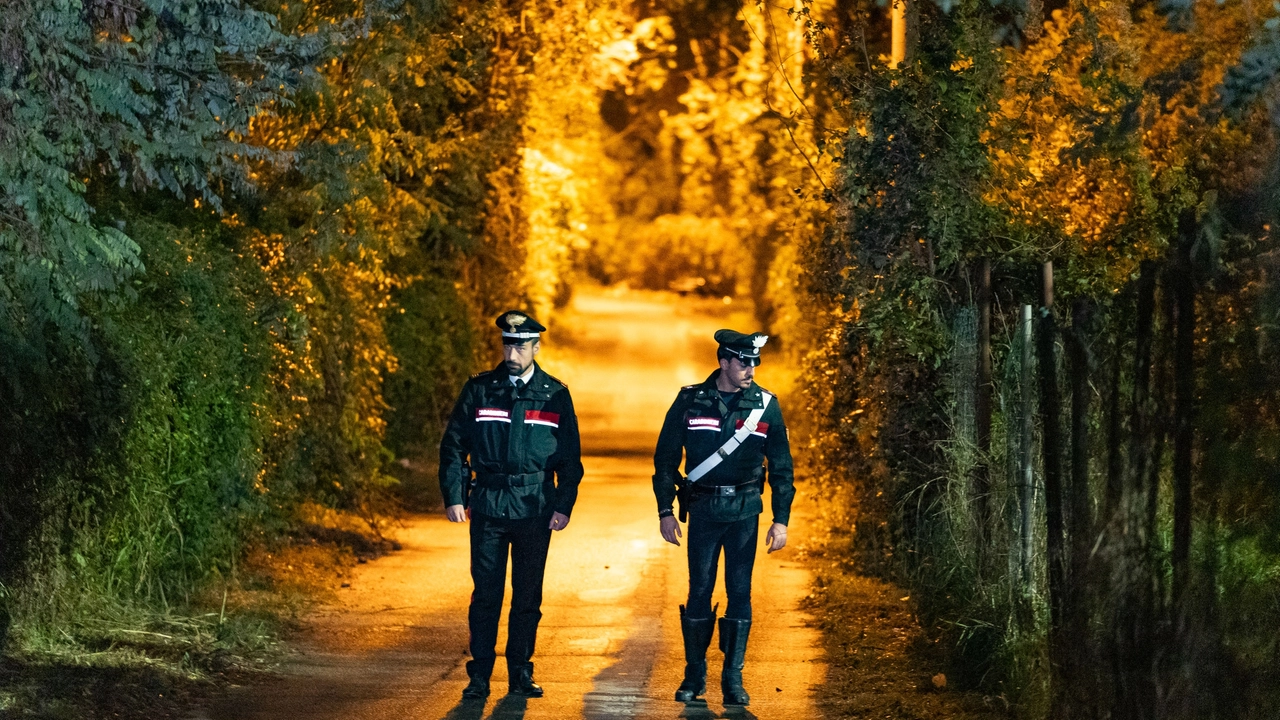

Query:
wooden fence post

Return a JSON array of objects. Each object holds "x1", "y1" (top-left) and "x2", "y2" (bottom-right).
[
  {"x1": 1020, "y1": 304, "x2": 1035, "y2": 588},
  {"x1": 976, "y1": 257, "x2": 993, "y2": 548}
]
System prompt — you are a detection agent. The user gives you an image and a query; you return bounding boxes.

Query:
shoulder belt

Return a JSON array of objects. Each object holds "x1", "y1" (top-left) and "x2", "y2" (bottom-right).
[{"x1": 686, "y1": 391, "x2": 773, "y2": 484}]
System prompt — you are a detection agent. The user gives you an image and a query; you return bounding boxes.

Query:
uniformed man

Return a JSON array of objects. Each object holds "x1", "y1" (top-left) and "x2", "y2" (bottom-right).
[
  {"x1": 653, "y1": 329, "x2": 795, "y2": 707},
  {"x1": 439, "y1": 310, "x2": 583, "y2": 700}
]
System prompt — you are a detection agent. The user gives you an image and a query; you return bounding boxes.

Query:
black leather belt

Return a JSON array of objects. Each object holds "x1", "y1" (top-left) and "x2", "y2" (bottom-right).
[
  {"x1": 690, "y1": 482, "x2": 758, "y2": 498},
  {"x1": 474, "y1": 471, "x2": 550, "y2": 488}
]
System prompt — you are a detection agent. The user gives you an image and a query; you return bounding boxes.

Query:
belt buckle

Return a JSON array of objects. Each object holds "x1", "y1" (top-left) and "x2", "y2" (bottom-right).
[{"x1": 719, "y1": 486, "x2": 736, "y2": 497}]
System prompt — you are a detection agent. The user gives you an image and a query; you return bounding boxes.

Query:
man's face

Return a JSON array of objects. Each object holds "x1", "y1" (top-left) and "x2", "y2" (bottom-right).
[
  {"x1": 718, "y1": 355, "x2": 755, "y2": 389},
  {"x1": 503, "y1": 339, "x2": 540, "y2": 376}
]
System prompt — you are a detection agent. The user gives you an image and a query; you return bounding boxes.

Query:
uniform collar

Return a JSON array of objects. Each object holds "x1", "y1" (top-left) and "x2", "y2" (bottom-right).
[
  {"x1": 487, "y1": 362, "x2": 553, "y2": 399},
  {"x1": 698, "y1": 369, "x2": 765, "y2": 409},
  {"x1": 509, "y1": 364, "x2": 535, "y2": 386}
]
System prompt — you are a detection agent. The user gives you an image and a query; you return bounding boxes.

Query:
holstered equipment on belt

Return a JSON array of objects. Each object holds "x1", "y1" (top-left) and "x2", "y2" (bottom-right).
[
  {"x1": 675, "y1": 474, "x2": 690, "y2": 522},
  {"x1": 463, "y1": 461, "x2": 474, "y2": 508}
]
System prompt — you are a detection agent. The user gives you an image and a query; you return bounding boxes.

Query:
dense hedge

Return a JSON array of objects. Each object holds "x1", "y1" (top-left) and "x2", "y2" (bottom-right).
[
  {"x1": 1, "y1": 211, "x2": 272, "y2": 624},
  {"x1": 0, "y1": 0, "x2": 528, "y2": 647}
]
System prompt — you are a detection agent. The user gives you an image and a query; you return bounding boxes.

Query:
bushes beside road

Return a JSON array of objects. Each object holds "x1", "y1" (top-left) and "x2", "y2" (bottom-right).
[{"x1": 0, "y1": 0, "x2": 527, "y2": 667}]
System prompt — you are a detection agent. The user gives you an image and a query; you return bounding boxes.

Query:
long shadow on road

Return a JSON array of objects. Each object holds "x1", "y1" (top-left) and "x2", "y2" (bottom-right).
[{"x1": 580, "y1": 498, "x2": 666, "y2": 720}]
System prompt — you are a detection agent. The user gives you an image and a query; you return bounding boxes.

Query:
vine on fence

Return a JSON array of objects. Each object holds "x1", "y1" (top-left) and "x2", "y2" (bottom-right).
[{"x1": 801, "y1": 0, "x2": 1280, "y2": 715}]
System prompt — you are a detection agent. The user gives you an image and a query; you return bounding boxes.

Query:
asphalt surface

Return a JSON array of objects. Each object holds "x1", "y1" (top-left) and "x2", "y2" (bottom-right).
[{"x1": 195, "y1": 288, "x2": 826, "y2": 720}]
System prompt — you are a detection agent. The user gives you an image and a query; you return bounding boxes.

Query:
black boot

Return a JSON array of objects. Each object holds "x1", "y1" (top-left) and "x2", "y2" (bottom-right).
[
  {"x1": 462, "y1": 659, "x2": 493, "y2": 700},
  {"x1": 674, "y1": 605, "x2": 716, "y2": 703},
  {"x1": 508, "y1": 662, "x2": 544, "y2": 697},
  {"x1": 718, "y1": 617, "x2": 751, "y2": 706}
]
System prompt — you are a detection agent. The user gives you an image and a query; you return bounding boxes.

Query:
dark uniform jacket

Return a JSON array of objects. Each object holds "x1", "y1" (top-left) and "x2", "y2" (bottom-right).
[
  {"x1": 652, "y1": 370, "x2": 795, "y2": 525},
  {"x1": 439, "y1": 362, "x2": 584, "y2": 520}
]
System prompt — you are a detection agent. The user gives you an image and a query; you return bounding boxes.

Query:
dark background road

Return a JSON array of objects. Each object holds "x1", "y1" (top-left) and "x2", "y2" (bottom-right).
[{"x1": 194, "y1": 288, "x2": 826, "y2": 720}]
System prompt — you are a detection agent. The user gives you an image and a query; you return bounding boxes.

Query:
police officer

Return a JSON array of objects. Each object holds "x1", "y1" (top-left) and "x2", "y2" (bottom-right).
[
  {"x1": 652, "y1": 329, "x2": 795, "y2": 707},
  {"x1": 439, "y1": 310, "x2": 583, "y2": 700}
]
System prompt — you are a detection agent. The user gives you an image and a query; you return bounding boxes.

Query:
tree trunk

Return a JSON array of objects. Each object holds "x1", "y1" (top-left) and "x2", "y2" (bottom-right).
[
  {"x1": 1172, "y1": 220, "x2": 1196, "y2": 604},
  {"x1": 1065, "y1": 298, "x2": 1097, "y2": 714},
  {"x1": 1117, "y1": 262, "x2": 1159, "y2": 720},
  {"x1": 1130, "y1": 262, "x2": 1157, "y2": 536},
  {"x1": 1068, "y1": 298, "x2": 1095, "y2": 579},
  {"x1": 1106, "y1": 336, "x2": 1124, "y2": 519},
  {"x1": 1039, "y1": 261, "x2": 1066, "y2": 634}
]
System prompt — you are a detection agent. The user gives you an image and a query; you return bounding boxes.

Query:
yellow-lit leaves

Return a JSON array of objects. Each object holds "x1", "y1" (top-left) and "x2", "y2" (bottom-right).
[{"x1": 987, "y1": 2, "x2": 1268, "y2": 289}]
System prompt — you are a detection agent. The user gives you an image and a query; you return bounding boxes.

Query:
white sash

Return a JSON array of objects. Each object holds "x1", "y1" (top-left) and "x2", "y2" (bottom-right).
[{"x1": 686, "y1": 392, "x2": 772, "y2": 484}]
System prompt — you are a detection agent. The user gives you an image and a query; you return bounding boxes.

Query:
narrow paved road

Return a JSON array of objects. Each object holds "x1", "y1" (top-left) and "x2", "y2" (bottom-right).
[{"x1": 196, "y1": 288, "x2": 826, "y2": 720}]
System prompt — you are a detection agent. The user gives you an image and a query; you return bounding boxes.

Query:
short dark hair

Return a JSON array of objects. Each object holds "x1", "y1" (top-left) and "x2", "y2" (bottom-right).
[
  {"x1": 502, "y1": 337, "x2": 540, "y2": 348},
  {"x1": 717, "y1": 347, "x2": 736, "y2": 363}
]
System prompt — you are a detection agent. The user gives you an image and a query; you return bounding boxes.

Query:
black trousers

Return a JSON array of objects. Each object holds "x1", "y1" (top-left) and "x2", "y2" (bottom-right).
[
  {"x1": 468, "y1": 513, "x2": 553, "y2": 671},
  {"x1": 686, "y1": 514, "x2": 758, "y2": 621}
]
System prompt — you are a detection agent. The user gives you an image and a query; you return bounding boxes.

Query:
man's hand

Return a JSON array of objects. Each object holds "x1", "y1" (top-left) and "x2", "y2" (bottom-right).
[
  {"x1": 445, "y1": 504, "x2": 467, "y2": 523},
  {"x1": 549, "y1": 512, "x2": 570, "y2": 531},
  {"x1": 765, "y1": 522, "x2": 788, "y2": 553},
  {"x1": 660, "y1": 515, "x2": 683, "y2": 546}
]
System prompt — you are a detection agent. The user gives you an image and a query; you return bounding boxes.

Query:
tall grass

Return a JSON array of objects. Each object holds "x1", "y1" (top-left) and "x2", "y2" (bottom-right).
[{"x1": 1, "y1": 212, "x2": 273, "y2": 649}]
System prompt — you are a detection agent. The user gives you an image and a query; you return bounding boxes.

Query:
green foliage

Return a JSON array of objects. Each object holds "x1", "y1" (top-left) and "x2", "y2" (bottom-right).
[
  {"x1": 237, "y1": 0, "x2": 527, "y2": 519},
  {"x1": 803, "y1": 0, "x2": 1280, "y2": 714},
  {"x1": 0, "y1": 0, "x2": 305, "y2": 343},
  {"x1": 1222, "y1": 24, "x2": 1280, "y2": 116},
  {"x1": 1, "y1": 211, "x2": 273, "y2": 620},
  {"x1": 805, "y1": 0, "x2": 1004, "y2": 563},
  {"x1": 91, "y1": 218, "x2": 272, "y2": 596},
  {"x1": 824, "y1": 3, "x2": 1002, "y2": 306},
  {"x1": 384, "y1": 268, "x2": 479, "y2": 463},
  {"x1": 0, "y1": 0, "x2": 528, "y2": 663}
]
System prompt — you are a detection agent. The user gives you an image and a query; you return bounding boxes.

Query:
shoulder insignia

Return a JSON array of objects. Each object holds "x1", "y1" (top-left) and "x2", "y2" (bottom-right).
[
  {"x1": 677, "y1": 385, "x2": 710, "y2": 407},
  {"x1": 471, "y1": 367, "x2": 504, "y2": 384},
  {"x1": 541, "y1": 372, "x2": 569, "y2": 390}
]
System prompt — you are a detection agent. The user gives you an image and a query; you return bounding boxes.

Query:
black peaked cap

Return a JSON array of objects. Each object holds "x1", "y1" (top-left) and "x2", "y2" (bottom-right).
[
  {"x1": 496, "y1": 309, "x2": 545, "y2": 343},
  {"x1": 714, "y1": 328, "x2": 768, "y2": 366}
]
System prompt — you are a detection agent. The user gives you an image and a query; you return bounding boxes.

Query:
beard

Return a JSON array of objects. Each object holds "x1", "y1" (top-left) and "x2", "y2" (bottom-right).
[{"x1": 506, "y1": 360, "x2": 527, "y2": 375}]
